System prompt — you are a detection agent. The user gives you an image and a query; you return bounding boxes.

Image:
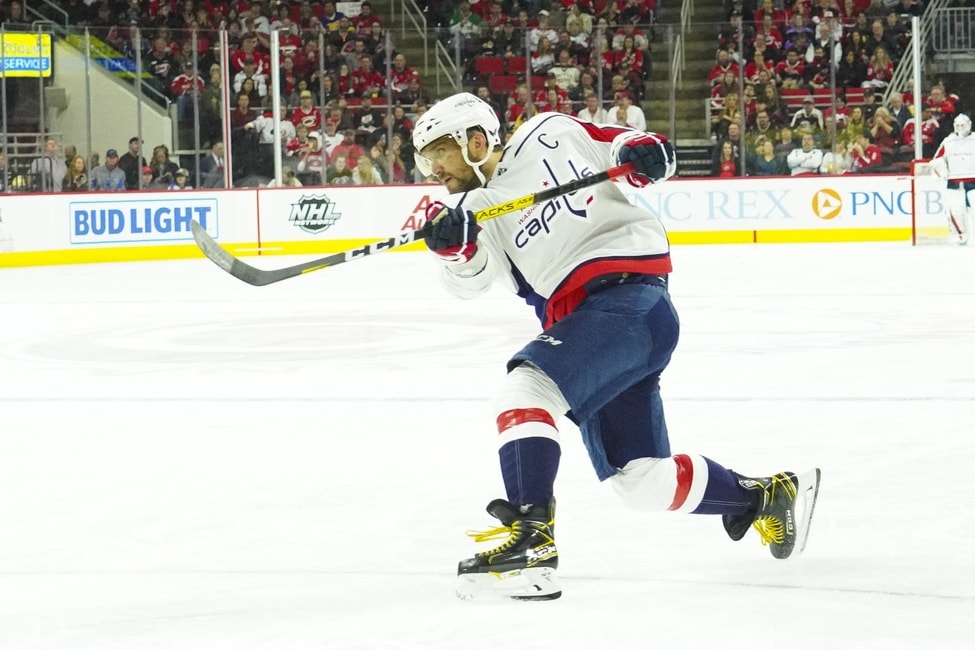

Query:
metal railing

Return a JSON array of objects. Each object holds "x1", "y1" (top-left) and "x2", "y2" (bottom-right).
[
  {"x1": 931, "y1": 6, "x2": 975, "y2": 52},
  {"x1": 885, "y1": 0, "x2": 953, "y2": 105}
]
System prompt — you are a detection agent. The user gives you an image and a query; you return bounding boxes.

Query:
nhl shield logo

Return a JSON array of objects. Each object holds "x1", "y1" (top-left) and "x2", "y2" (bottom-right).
[{"x1": 288, "y1": 194, "x2": 342, "y2": 234}]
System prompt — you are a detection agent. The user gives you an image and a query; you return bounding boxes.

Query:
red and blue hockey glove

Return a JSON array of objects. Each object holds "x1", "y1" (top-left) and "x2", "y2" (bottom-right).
[
  {"x1": 610, "y1": 131, "x2": 677, "y2": 187},
  {"x1": 422, "y1": 201, "x2": 480, "y2": 263}
]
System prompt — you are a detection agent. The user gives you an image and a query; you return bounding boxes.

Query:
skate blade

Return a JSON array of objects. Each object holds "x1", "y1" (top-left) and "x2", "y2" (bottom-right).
[
  {"x1": 455, "y1": 567, "x2": 561, "y2": 601},
  {"x1": 794, "y1": 468, "x2": 822, "y2": 556}
]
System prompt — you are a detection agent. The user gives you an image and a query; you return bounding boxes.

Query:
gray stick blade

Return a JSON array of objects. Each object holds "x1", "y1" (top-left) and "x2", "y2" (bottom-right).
[{"x1": 191, "y1": 219, "x2": 236, "y2": 274}]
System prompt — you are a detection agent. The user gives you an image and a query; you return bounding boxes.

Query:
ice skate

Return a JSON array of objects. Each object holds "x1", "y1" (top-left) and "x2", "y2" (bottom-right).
[
  {"x1": 723, "y1": 469, "x2": 821, "y2": 559},
  {"x1": 455, "y1": 498, "x2": 560, "y2": 601}
]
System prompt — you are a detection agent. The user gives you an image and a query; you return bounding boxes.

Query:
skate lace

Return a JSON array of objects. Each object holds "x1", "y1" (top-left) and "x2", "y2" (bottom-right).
[
  {"x1": 467, "y1": 522, "x2": 524, "y2": 556},
  {"x1": 751, "y1": 474, "x2": 796, "y2": 547},
  {"x1": 752, "y1": 516, "x2": 783, "y2": 546}
]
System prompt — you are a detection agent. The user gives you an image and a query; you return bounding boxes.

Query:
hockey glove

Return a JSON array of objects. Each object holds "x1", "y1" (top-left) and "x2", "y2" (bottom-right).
[
  {"x1": 422, "y1": 201, "x2": 480, "y2": 263},
  {"x1": 610, "y1": 131, "x2": 677, "y2": 187}
]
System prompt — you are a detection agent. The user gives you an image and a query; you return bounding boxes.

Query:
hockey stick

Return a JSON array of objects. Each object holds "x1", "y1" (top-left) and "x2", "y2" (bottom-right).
[{"x1": 191, "y1": 162, "x2": 635, "y2": 286}]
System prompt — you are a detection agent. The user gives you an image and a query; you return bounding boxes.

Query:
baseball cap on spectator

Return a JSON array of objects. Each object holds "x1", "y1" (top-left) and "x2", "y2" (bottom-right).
[
  {"x1": 106, "y1": 148, "x2": 119, "y2": 158},
  {"x1": 129, "y1": 136, "x2": 142, "y2": 144},
  {"x1": 141, "y1": 166, "x2": 152, "y2": 174},
  {"x1": 803, "y1": 96, "x2": 814, "y2": 104},
  {"x1": 176, "y1": 168, "x2": 189, "y2": 176},
  {"x1": 616, "y1": 91, "x2": 629, "y2": 100},
  {"x1": 823, "y1": 10, "x2": 834, "y2": 17},
  {"x1": 300, "y1": 90, "x2": 313, "y2": 99},
  {"x1": 538, "y1": 9, "x2": 549, "y2": 17}
]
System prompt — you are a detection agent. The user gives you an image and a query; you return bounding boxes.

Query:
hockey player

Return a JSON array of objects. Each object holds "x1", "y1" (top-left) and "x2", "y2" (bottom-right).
[
  {"x1": 931, "y1": 113, "x2": 975, "y2": 245},
  {"x1": 412, "y1": 93, "x2": 822, "y2": 601}
]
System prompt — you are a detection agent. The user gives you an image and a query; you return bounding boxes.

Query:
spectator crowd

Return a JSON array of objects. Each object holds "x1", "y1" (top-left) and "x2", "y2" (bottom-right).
[
  {"x1": 0, "y1": 0, "x2": 660, "y2": 191},
  {"x1": 707, "y1": 0, "x2": 966, "y2": 176},
  {"x1": 1, "y1": 1, "x2": 967, "y2": 188}
]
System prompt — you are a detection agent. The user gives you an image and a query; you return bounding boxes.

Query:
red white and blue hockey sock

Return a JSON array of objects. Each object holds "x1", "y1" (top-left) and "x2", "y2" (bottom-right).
[
  {"x1": 613, "y1": 454, "x2": 755, "y2": 515},
  {"x1": 497, "y1": 408, "x2": 561, "y2": 507}
]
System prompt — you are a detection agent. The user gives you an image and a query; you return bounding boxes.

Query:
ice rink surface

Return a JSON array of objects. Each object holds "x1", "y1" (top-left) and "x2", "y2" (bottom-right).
[{"x1": 1, "y1": 242, "x2": 973, "y2": 650}]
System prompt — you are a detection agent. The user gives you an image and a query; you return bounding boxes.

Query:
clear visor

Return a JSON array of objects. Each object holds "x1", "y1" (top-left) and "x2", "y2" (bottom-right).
[{"x1": 414, "y1": 136, "x2": 457, "y2": 179}]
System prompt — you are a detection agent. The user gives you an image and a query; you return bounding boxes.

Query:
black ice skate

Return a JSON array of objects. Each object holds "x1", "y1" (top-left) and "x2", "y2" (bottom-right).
[
  {"x1": 455, "y1": 498, "x2": 560, "y2": 601},
  {"x1": 722, "y1": 469, "x2": 821, "y2": 559}
]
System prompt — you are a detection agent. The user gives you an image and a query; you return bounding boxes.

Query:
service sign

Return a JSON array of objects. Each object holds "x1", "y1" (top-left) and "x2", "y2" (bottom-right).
[{"x1": 0, "y1": 33, "x2": 52, "y2": 78}]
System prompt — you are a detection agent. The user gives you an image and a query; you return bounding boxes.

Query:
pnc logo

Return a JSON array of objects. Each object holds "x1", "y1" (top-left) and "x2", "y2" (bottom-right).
[{"x1": 811, "y1": 188, "x2": 842, "y2": 220}]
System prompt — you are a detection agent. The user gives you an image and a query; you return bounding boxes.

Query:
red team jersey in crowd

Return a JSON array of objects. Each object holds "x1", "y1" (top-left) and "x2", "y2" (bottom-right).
[{"x1": 291, "y1": 105, "x2": 323, "y2": 132}]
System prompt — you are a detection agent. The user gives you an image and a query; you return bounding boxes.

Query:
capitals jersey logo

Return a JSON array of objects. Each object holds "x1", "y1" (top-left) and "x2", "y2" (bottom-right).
[{"x1": 289, "y1": 194, "x2": 342, "y2": 234}]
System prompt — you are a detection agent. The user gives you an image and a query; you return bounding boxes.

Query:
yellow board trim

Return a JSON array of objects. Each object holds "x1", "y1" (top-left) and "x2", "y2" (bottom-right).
[{"x1": 0, "y1": 229, "x2": 914, "y2": 269}]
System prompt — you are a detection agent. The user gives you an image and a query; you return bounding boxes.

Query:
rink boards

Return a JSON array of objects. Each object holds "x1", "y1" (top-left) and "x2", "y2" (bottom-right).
[{"x1": 0, "y1": 172, "x2": 930, "y2": 268}]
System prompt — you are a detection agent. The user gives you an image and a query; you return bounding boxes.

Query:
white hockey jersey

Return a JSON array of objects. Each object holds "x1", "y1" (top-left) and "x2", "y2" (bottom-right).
[
  {"x1": 438, "y1": 113, "x2": 672, "y2": 328},
  {"x1": 933, "y1": 132, "x2": 975, "y2": 180}
]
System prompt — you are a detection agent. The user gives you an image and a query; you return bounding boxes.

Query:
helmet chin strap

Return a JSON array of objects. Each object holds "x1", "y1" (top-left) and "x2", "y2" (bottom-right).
[{"x1": 460, "y1": 142, "x2": 490, "y2": 187}]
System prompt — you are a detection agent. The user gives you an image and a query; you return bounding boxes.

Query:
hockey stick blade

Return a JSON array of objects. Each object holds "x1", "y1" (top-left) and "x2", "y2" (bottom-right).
[{"x1": 191, "y1": 163, "x2": 635, "y2": 286}]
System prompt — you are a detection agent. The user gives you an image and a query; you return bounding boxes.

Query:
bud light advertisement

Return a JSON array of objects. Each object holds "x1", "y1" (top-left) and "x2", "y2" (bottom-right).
[{"x1": 69, "y1": 198, "x2": 218, "y2": 245}]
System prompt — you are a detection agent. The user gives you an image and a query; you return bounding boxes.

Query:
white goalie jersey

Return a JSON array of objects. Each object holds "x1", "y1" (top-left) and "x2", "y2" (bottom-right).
[
  {"x1": 435, "y1": 113, "x2": 673, "y2": 328},
  {"x1": 932, "y1": 132, "x2": 975, "y2": 180}
]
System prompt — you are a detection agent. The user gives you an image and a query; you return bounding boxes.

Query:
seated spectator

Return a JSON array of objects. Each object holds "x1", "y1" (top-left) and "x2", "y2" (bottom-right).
[
  {"x1": 836, "y1": 48, "x2": 867, "y2": 88},
  {"x1": 148, "y1": 144, "x2": 180, "y2": 187},
  {"x1": 718, "y1": 10, "x2": 756, "y2": 56},
  {"x1": 292, "y1": 89, "x2": 323, "y2": 132},
  {"x1": 531, "y1": 36, "x2": 556, "y2": 75},
  {"x1": 850, "y1": 132, "x2": 884, "y2": 172},
  {"x1": 62, "y1": 155, "x2": 89, "y2": 192},
  {"x1": 528, "y1": 9, "x2": 559, "y2": 51},
  {"x1": 820, "y1": 141, "x2": 853, "y2": 175},
  {"x1": 713, "y1": 92, "x2": 743, "y2": 140},
  {"x1": 896, "y1": 106, "x2": 938, "y2": 160},
  {"x1": 551, "y1": 50, "x2": 582, "y2": 92},
  {"x1": 351, "y1": 154, "x2": 384, "y2": 184},
  {"x1": 168, "y1": 168, "x2": 193, "y2": 190},
  {"x1": 750, "y1": 139, "x2": 788, "y2": 176},
  {"x1": 332, "y1": 128, "x2": 367, "y2": 169},
  {"x1": 324, "y1": 153, "x2": 353, "y2": 185},
  {"x1": 320, "y1": 119, "x2": 345, "y2": 159},
  {"x1": 839, "y1": 105, "x2": 867, "y2": 147},
  {"x1": 577, "y1": 94, "x2": 611, "y2": 123},
  {"x1": 351, "y1": 56, "x2": 385, "y2": 97},
  {"x1": 612, "y1": 91, "x2": 647, "y2": 131},
  {"x1": 297, "y1": 136, "x2": 327, "y2": 184},
  {"x1": 823, "y1": 92, "x2": 851, "y2": 129},
  {"x1": 791, "y1": 96, "x2": 825, "y2": 132},
  {"x1": 775, "y1": 125, "x2": 799, "y2": 158},
  {"x1": 449, "y1": 0, "x2": 484, "y2": 62},
  {"x1": 786, "y1": 133, "x2": 824, "y2": 175},
  {"x1": 353, "y1": 93, "x2": 384, "y2": 135},
  {"x1": 709, "y1": 49, "x2": 740, "y2": 88},
  {"x1": 389, "y1": 53, "x2": 420, "y2": 99},
  {"x1": 864, "y1": 46, "x2": 894, "y2": 90},
  {"x1": 744, "y1": 51, "x2": 774, "y2": 86},
  {"x1": 383, "y1": 104, "x2": 414, "y2": 141},
  {"x1": 888, "y1": 91, "x2": 912, "y2": 130},
  {"x1": 90, "y1": 148, "x2": 127, "y2": 191},
  {"x1": 775, "y1": 47, "x2": 805, "y2": 89},
  {"x1": 745, "y1": 109, "x2": 780, "y2": 151},
  {"x1": 233, "y1": 57, "x2": 269, "y2": 101},
  {"x1": 712, "y1": 139, "x2": 741, "y2": 177},
  {"x1": 863, "y1": 109, "x2": 897, "y2": 167},
  {"x1": 863, "y1": 18, "x2": 900, "y2": 64}
]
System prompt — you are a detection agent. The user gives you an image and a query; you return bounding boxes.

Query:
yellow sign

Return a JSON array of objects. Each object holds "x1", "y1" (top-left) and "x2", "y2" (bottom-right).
[{"x1": 0, "y1": 32, "x2": 53, "y2": 78}]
